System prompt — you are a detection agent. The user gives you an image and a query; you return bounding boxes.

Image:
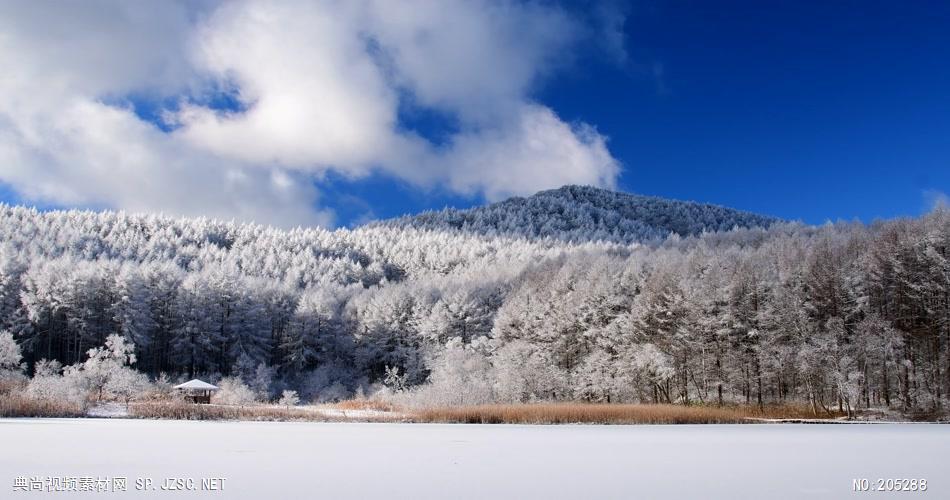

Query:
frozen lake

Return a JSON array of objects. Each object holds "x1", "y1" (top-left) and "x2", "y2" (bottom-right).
[{"x1": 1, "y1": 419, "x2": 947, "y2": 499}]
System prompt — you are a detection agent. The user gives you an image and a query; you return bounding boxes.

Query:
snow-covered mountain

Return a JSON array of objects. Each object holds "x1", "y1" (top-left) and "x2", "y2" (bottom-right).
[
  {"x1": 1, "y1": 192, "x2": 947, "y2": 415},
  {"x1": 372, "y1": 185, "x2": 780, "y2": 243}
]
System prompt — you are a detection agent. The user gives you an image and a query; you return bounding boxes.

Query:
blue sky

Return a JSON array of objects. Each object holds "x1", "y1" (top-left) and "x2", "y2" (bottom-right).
[
  {"x1": 0, "y1": 1, "x2": 947, "y2": 227},
  {"x1": 543, "y1": 1, "x2": 950, "y2": 224}
]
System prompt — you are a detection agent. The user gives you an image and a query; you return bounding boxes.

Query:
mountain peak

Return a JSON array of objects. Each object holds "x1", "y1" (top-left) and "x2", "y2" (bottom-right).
[{"x1": 373, "y1": 185, "x2": 779, "y2": 244}]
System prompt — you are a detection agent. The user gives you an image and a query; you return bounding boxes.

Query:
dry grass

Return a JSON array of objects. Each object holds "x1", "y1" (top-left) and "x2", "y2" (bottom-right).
[
  {"x1": 130, "y1": 402, "x2": 333, "y2": 421},
  {"x1": 130, "y1": 401, "x2": 845, "y2": 425},
  {"x1": 0, "y1": 392, "x2": 847, "y2": 424},
  {"x1": 0, "y1": 379, "x2": 26, "y2": 396},
  {"x1": 410, "y1": 403, "x2": 848, "y2": 425},
  {"x1": 0, "y1": 393, "x2": 86, "y2": 418},
  {"x1": 332, "y1": 398, "x2": 398, "y2": 412},
  {"x1": 411, "y1": 403, "x2": 749, "y2": 425},
  {"x1": 129, "y1": 401, "x2": 403, "y2": 422}
]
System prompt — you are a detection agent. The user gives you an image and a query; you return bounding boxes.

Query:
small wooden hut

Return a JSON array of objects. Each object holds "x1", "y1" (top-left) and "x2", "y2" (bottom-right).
[{"x1": 174, "y1": 379, "x2": 219, "y2": 404}]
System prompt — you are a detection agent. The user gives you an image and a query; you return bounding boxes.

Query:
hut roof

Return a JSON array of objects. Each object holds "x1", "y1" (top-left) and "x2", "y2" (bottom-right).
[{"x1": 174, "y1": 379, "x2": 219, "y2": 391}]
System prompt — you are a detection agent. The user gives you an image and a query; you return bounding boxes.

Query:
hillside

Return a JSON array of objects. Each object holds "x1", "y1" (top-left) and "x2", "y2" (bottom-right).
[
  {"x1": 0, "y1": 196, "x2": 946, "y2": 419},
  {"x1": 373, "y1": 185, "x2": 780, "y2": 243}
]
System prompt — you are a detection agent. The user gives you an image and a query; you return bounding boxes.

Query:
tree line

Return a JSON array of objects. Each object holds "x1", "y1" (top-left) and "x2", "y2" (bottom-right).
[{"x1": 0, "y1": 203, "x2": 947, "y2": 413}]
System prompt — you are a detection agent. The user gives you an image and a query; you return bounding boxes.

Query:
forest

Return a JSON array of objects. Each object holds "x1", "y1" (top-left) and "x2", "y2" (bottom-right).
[{"x1": 0, "y1": 190, "x2": 948, "y2": 416}]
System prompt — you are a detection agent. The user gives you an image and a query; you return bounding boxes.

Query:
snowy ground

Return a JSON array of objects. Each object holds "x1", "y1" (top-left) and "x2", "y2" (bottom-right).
[
  {"x1": 87, "y1": 403, "x2": 129, "y2": 418},
  {"x1": 256, "y1": 404, "x2": 401, "y2": 420},
  {"x1": 84, "y1": 403, "x2": 399, "y2": 421},
  {"x1": 1, "y1": 419, "x2": 947, "y2": 499}
]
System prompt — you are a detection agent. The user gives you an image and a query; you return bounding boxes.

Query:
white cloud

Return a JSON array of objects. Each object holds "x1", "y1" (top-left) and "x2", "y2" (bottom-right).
[
  {"x1": 0, "y1": 0, "x2": 622, "y2": 226},
  {"x1": 0, "y1": 97, "x2": 330, "y2": 227},
  {"x1": 440, "y1": 104, "x2": 619, "y2": 201},
  {"x1": 363, "y1": 0, "x2": 579, "y2": 124},
  {"x1": 923, "y1": 189, "x2": 948, "y2": 211},
  {"x1": 176, "y1": 1, "x2": 405, "y2": 173}
]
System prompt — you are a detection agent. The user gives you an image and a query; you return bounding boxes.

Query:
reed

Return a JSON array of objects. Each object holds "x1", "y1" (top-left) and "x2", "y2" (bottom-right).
[
  {"x1": 410, "y1": 403, "x2": 750, "y2": 425},
  {"x1": 129, "y1": 401, "x2": 403, "y2": 422},
  {"x1": 0, "y1": 393, "x2": 86, "y2": 418}
]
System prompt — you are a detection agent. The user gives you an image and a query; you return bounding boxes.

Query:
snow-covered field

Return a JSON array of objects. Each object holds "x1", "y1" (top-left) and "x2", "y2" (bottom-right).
[{"x1": 1, "y1": 419, "x2": 947, "y2": 499}]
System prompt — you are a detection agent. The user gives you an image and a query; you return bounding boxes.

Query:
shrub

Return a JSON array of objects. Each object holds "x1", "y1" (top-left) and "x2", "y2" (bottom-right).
[
  {"x1": 296, "y1": 363, "x2": 360, "y2": 403},
  {"x1": 106, "y1": 368, "x2": 152, "y2": 407},
  {"x1": 278, "y1": 390, "x2": 300, "y2": 407},
  {"x1": 140, "y1": 373, "x2": 177, "y2": 402},
  {"x1": 0, "y1": 330, "x2": 25, "y2": 376},
  {"x1": 212, "y1": 376, "x2": 257, "y2": 405},
  {"x1": 26, "y1": 360, "x2": 90, "y2": 409}
]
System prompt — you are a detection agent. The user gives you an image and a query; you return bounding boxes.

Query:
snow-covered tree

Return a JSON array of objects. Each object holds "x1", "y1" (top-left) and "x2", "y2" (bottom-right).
[
  {"x1": 213, "y1": 376, "x2": 256, "y2": 405},
  {"x1": 250, "y1": 363, "x2": 276, "y2": 402},
  {"x1": 79, "y1": 334, "x2": 138, "y2": 401},
  {"x1": 0, "y1": 193, "x2": 945, "y2": 413},
  {"x1": 26, "y1": 359, "x2": 88, "y2": 407},
  {"x1": 0, "y1": 330, "x2": 24, "y2": 379},
  {"x1": 278, "y1": 390, "x2": 300, "y2": 407},
  {"x1": 106, "y1": 368, "x2": 152, "y2": 408},
  {"x1": 409, "y1": 337, "x2": 494, "y2": 407}
]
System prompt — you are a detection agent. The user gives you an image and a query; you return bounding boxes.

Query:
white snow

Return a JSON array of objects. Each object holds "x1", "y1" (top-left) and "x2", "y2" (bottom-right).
[
  {"x1": 1, "y1": 419, "x2": 947, "y2": 499},
  {"x1": 249, "y1": 403, "x2": 403, "y2": 420},
  {"x1": 86, "y1": 403, "x2": 129, "y2": 418},
  {"x1": 173, "y1": 379, "x2": 219, "y2": 390},
  {"x1": 311, "y1": 407, "x2": 402, "y2": 419}
]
